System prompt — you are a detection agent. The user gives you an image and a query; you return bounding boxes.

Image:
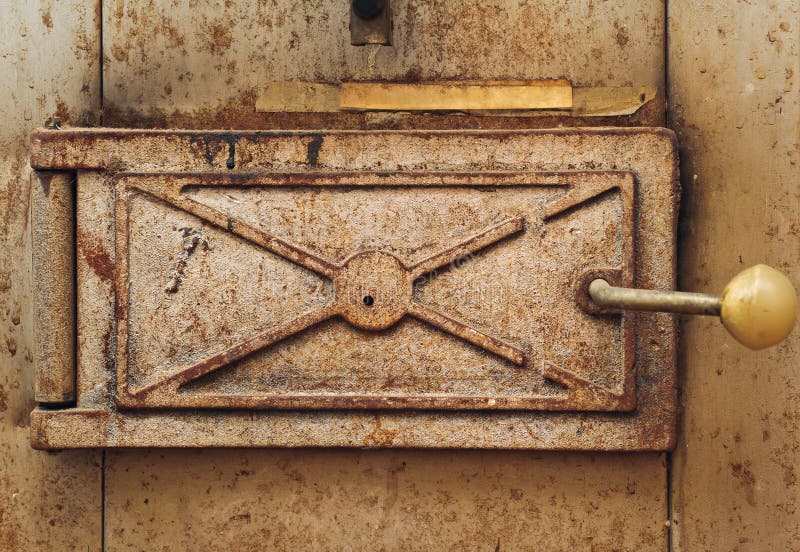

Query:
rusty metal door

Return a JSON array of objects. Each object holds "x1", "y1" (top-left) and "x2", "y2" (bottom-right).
[{"x1": 29, "y1": 128, "x2": 678, "y2": 451}]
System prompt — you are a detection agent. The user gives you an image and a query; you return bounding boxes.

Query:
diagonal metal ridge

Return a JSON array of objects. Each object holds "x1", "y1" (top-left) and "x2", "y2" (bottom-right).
[
  {"x1": 407, "y1": 302, "x2": 525, "y2": 365},
  {"x1": 144, "y1": 183, "x2": 340, "y2": 278},
  {"x1": 131, "y1": 303, "x2": 338, "y2": 398},
  {"x1": 409, "y1": 216, "x2": 524, "y2": 279},
  {"x1": 129, "y1": 188, "x2": 528, "y2": 396},
  {"x1": 541, "y1": 360, "x2": 624, "y2": 399}
]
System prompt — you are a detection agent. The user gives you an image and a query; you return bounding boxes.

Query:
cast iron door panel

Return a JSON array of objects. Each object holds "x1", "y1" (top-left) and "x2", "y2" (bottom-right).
[
  {"x1": 29, "y1": 129, "x2": 677, "y2": 450},
  {"x1": 117, "y1": 171, "x2": 634, "y2": 411}
]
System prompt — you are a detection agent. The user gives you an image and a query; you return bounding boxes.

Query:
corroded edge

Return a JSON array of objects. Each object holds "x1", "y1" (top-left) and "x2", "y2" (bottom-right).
[
  {"x1": 28, "y1": 128, "x2": 679, "y2": 451},
  {"x1": 30, "y1": 408, "x2": 674, "y2": 450}
]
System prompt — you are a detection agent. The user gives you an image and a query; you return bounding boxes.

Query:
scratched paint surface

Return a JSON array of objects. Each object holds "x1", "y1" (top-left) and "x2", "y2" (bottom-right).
[{"x1": 669, "y1": 1, "x2": 800, "y2": 549}]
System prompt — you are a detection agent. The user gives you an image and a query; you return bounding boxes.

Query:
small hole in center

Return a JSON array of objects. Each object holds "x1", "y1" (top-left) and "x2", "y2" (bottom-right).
[{"x1": 363, "y1": 295, "x2": 375, "y2": 307}]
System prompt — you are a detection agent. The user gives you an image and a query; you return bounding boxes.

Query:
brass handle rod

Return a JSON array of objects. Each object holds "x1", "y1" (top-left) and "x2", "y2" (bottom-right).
[
  {"x1": 588, "y1": 279, "x2": 722, "y2": 316},
  {"x1": 587, "y1": 265, "x2": 796, "y2": 350}
]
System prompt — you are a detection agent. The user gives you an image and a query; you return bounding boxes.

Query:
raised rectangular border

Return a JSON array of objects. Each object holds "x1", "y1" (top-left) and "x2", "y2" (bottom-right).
[{"x1": 114, "y1": 171, "x2": 635, "y2": 411}]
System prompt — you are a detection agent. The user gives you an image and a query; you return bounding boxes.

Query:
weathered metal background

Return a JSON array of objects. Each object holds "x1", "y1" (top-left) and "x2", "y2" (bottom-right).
[
  {"x1": 30, "y1": 127, "x2": 676, "y2": 450},
  {"x1": 3, "y1": 1, "x2": 673, "y2": 548},
  {"x1": 7, "y1": 0, "x2": 797, "y2": 549},
  {"x1": 669, "y1": 2, "x2": 800, "y2": 550},
  {"x1": 104, "y1": 448, "x2": 668, "y2": 551},
  {"x1": 101, "y1": 0, "x2": 666, "y2": 130},
  {"x1": 0, "y1": 2, "x2": 101, "y2": 551}
]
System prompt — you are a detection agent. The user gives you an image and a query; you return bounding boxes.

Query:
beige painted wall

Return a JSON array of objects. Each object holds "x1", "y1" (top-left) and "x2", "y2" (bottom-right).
[
  {"x1": 669, "y1": 2, "x2": 800, "y2": 550},
  {"x1": 0, "y1": 0, "x2": 797, "y2": 550}
]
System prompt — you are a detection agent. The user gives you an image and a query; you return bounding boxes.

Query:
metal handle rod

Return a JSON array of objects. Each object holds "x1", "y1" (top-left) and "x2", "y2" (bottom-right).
[{"x1": 588, "y1": 279, "x2": 721, "y2": 316}]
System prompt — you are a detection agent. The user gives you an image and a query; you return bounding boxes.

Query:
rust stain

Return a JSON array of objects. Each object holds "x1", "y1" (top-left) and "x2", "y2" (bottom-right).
[
  {"x1": 40, "y1": 8, "x2": 53, "y2": 30},
  {"x1": 206, "y1": 23, "x2": 233, "y2": 55},
  {"x1": 78, "y1": 231, "x2": 113, "y2": 283},
  {"x1": 5, "y1": 336, "x2": 16, "y2": 357},
  {"x1": 614, "y1": 20, "x2": 630, "y2": 48},
  {"x1": 729, "y1": 462, "x2": 757, "y2": 506},
  {"x1": 363, "y1": 417, "x2": 398, "y2": 447},
  {"x1": 306, "y1": 134, "x2": 323, "y2": 166},
  {"x1": 111, "y1": 44, "x2": 128, "y2": 62},
  {"x1": 54, "y1": 99, "x2": 72, "y2": 125}
]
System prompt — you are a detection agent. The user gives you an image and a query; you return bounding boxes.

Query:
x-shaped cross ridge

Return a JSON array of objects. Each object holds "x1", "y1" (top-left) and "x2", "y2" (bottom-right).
[{"x1": 134, "y1": 191, "x2": 526, "y2": 397}]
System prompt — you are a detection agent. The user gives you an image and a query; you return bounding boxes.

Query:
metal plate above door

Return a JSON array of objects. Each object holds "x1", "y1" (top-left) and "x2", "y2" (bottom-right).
[{"x1": 29, "y1": 128, "x2": 678, "y2": 450}]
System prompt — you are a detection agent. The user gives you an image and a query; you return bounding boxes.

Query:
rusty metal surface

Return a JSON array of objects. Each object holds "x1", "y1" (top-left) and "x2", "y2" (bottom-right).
[
  {"x1": 110, "y1": 105, "x2": 667, "y2": 131},
  {"x1": 112, "y1": 170, "x2": 635, "y2": 412},
  {"x1": 1, "y1": 0, "x2": 677, "y2": 548},
  {"x1": 669, "y1": 2, "x2": 800, "y2": 550},
  {"x1": 100, "y1": 0, "x2": 666, "y2": 129},
  {"x1": 30, "y1": 127, "x2": 677, "y2": 450},
  {"x1": 104, "y1": 449, "x2": 668, "y2": 551}
]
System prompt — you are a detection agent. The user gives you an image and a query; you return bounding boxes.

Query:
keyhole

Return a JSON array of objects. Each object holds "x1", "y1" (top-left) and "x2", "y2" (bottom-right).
[{"x1": 363, "y1": 295, "x2": 375, "y2": 307}]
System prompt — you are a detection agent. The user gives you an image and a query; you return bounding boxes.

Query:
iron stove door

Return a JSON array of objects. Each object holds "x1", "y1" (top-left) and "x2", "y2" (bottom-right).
[{"x1": 30, "y1": 127, "x2": 677, "y2": 450}]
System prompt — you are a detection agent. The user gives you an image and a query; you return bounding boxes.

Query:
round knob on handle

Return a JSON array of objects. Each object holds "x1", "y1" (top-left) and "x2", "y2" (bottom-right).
[
  {"x1": 720, "y1": 264, "x2": 797, "y2": 350},
  {"x1": 587, "y1": 264, "x2": 797, "y2": 350}
]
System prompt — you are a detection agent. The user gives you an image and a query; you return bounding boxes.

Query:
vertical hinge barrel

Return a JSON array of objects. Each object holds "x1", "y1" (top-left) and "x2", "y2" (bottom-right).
[{"x1": 31, "y1": 171, "x2": 76, "y2": 405}]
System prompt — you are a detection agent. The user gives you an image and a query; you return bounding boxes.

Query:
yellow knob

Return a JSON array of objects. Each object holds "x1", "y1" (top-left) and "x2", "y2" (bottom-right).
[{"x1": 720, "y1": 264, "x2": 798, "y2": 349}]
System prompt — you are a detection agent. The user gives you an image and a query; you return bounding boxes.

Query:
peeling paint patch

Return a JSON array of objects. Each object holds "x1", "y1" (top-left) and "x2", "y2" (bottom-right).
[{"x1": 165, "y1": 227, "x2": 211, "y2": 294}]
